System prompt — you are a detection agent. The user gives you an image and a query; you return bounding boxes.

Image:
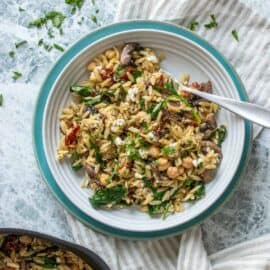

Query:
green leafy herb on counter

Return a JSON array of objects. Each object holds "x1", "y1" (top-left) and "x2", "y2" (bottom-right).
[
  {"x1": 29, "y1": 11, "x2": 66, "y2": 29},
  {"x1": 15, "y1": 40, "x2": 27, "y2": 49},
  {"x1": 18, "y1": 7, "x2": 25, "y2": 12},
  {"x1": 89, "y1": 185, "x2": 127, "y2": 208},
  {"x1": 204, "y1": 14, "x2": 218, "y2": 29},
  {"x1": 47, "y1": 28, "x2": 54, "y2": 38},
  {"x1": 0, "y1": 94, "x2": 3, "y2": 106},
  {"x1": 65, "y1": 0, "x2": 84, "y2": 14},
  {"x1": 189, "y1": 21, "x2": 199, "y2": 31},
  {"x1": 232, "y1": 29, "x2": 239, "y2": 41},
  {"x1": 91, "y1": 15, "x2": 97, "y2": 24},
  {"x1": 53, "y1": 43, "x2": 65, "y2": 52},
  {"x1": 8, "y1": 51, "x2": 15, "y2": 58},
  {"x1": 12, "y1": 71, "x2": 22, "y2": 81}
]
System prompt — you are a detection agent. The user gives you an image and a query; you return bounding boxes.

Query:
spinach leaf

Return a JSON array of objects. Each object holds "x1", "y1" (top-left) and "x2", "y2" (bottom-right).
[
  {"x1": 150, "y1": 101, "x2": 165, "y2": 120},
  {"x1": 40, "y1": 257, "x2": 57, "y2": 269},
  {"x1": 89, "y1": 185, "x2": 127, "y2": 208},
  {"x1": 70, "y1": 84, "x2": 92, "y2": 97},
  {"x1": 132, "y1": 70, "x2": 142, "y2": 81},
  {"x1": 165, "y1": 79, "x2": 178, "y2": 95},
  {"x1": 194, "y1": 184, "x2": 205, "y2": 199},
  {"x1": 89, "y1": 136, "x2": 105, "y2": 168},
  {"x1": 84, "y1": 95, "x2": 102, "y2": 106},
  {"x1": 213, "y1": 125, "x2": 227, "y2": 146},
  {"x1": 161, "y1": 146, "x2": 176, "y2": 156}
]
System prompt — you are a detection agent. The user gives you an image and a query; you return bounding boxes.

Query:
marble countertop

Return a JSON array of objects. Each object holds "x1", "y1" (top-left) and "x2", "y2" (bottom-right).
[{"x1": 0, "y1": 0, "x2": 269, "y2": 255}]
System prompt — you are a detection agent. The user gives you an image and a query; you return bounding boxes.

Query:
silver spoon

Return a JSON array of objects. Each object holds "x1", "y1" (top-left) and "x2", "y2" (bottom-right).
[{"x1": 162, "y1": 70, "x2": 270, "y2": 128}]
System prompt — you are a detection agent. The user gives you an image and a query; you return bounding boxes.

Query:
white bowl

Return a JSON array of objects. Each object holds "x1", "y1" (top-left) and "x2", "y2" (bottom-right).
[{"x1": 33, "y1": 21, "x2": 252, "y2": 239}]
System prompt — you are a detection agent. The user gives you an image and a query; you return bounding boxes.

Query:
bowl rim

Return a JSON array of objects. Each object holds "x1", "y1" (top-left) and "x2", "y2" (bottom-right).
[
  {"x1": 0, "y1": 228, "x2": 110, "y2": 270},
  {"x1": 33, "y1": 20, "x2": 252, "y2": 239}
]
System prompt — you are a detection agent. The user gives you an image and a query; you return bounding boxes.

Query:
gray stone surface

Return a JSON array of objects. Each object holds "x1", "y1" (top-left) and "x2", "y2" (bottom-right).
[{"x1": 0, "y1": 0, "x2": 269, "y2": 255}]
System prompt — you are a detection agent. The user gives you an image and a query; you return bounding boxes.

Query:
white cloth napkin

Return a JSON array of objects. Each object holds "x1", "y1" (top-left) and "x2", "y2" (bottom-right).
[{"x1": 65, "y1": 0, "x2": 270, "y2": 269}]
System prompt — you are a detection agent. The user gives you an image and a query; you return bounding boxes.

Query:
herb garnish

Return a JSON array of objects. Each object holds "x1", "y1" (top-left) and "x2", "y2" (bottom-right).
[
  {"x1": 47, "y1": 28, "x2": 54, "y2": 38},
  {"x1": 204, "y1": 14, "x2": 218, "y2": 29},
  {"x1": 232, "y1": 29, "x2": 239, "y2": 41},
  {"x1": 12, "y1": 71, "x2": 22, "y2": 81},
  {"x1": 15, "y1": 40, "x2": 27, "y2": 49},
  {"x1": 91, "y1": 15, "x2": 97, "y2": 24},
  {"x1": 65, "y1": 0, "x2": 84, "y2": 14},
  {"x1": 89, "y1": 185, "x2": 127, "y2": 208},
  {"x1": 189, "y1": 21, "x2": 199, "y2": 31},
  {"x1": 0, "y1": 94, "x2": 3, "y2": 106},
  {"x1": 53, "y1": 43, "x2": 65, "y2": 52},
  {"x1": 8, "y1": 51, "x2": 15, "y2": 58},
  {"x1": 18, "y1": 7, "x2": 25, "y2": 12},
  {"x1": 29, "y1": 11, "x2": 66, "y2": 29},
  {"x1": 161, "y1": 146, "x2": 176, "y2": 156}
]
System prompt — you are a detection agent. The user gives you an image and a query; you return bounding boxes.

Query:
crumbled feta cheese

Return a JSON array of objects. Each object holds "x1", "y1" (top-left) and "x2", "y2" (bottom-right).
[
  {"x1": 169, "y1": 142, "x2": 178, "y2": 148},
  {"x1": 135, "y1": 173, "x2": 143, "y2": 179},
  {"x1": 114, "y1": 137, "x2": 124, "y2": 145},
  {"x1": 111, "y1": 118, "x2": 125, "y2": 132},
  {"x1": 147, "y1": 132, "x2": 158, "y2": 141},
  {"x1": 192, "y1": 158, "x2": 203, "y2": 167},
  {"x1": 139, "y1": 149, "x2": 148, "y2": 159},
  {"x1": 127, "y1": 86, "x2": 138, "y2": 102},
  {"x1": 146, "y1": 55, "x2": 158, "y2": 63}
]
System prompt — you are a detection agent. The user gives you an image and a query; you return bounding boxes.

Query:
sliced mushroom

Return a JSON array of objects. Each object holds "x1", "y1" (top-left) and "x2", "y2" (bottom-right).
[
  {"x1": 205, "y1": 113, "x2": 217, "y2": 129},
  {"x1": 201, "y1": 168, "x2": 217, "y2": 182},
  {"x1": 200, "y1": 80, "x2": 212, "y2": 93},
  {"x1": 201, "y1": 140, "x2": 222, "y2": 158},
  {"x1": 150, "y1": 163, "x2": 161, "y2": 182},
  {"x1": 120, "y1": 43, "x2": 138, "y2": 65},
  {"x1": 85, "y1": 164, "x2": 97, "y2": 180}
]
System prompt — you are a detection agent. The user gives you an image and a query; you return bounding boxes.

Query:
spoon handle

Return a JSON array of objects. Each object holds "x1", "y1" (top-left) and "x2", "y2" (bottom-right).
[{"x1": 181, "y1": 85, "x2": 270, "y2": 128}]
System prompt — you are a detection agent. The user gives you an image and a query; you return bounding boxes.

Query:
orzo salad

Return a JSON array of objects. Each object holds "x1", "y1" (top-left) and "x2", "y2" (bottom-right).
[
  {"x1": 57, "y1": 43, "x2": 226, "y2": 218},
  {"x1": 0, "y1": 234, "x2": 93, "y2": 269}
]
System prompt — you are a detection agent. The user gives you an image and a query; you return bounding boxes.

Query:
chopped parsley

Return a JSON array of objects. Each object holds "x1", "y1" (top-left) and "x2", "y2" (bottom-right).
[
  {"x1": 65, "y1": 0, "x2": 84, "y2": 14},
  {"x1": 53, "y1": 43, "x2": 65, "y2": 52},
  {"x1": 91, "y1": 15, "x2": 97, "y2": 24},
  {"x1": 232, "y1": 29, "x2": 239, "y2": 41},
  {"x1": 8, "y1": 51, "x2": 15, "y2": 58},
  {"x1": 15, "y1": 40, "x2": 27, "y2": 49},
  {"x1": 29, "y1": 11, "x2": 66, "y2": 29},
  {"x1": 0, "y1": 94, "x2": 3, "y2": 106},
  {"x1": 161, "y1": 146, "x2": 176, "y2": 156},
  {"x1": 204, "y1": 14, "x2": 218, "y2": 29},
  {"x1": 12, "y1": 71, "x2": 22, "y2": 81},
  {"x1": 18, "y1": 7, "x2": 25, "y2": 12},
  {"x1": 47, "y1": 28, "x2": 54, "y2": 38},
  {"x1": 189, "y1": 21, "x2": 199, "y2": 31}
]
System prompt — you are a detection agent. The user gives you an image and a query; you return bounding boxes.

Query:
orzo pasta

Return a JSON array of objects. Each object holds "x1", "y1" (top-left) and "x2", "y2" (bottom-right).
[{"x1": 57, "y1": 43, "x2": 226, "y2": 218}]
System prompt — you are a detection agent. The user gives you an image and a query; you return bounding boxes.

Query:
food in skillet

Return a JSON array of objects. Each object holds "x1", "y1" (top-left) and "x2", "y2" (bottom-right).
[
  {"x1": 57, "y1": 43, "x2": 226, "y2": 218},
  {"x1": 0, "y1": 234, "x2": 93, "y2": 269}
]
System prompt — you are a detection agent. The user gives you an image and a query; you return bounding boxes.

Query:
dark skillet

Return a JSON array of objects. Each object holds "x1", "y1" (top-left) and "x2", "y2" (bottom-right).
[{"x1": 0, "y1": 228, "x2": 110, "y2": 270}]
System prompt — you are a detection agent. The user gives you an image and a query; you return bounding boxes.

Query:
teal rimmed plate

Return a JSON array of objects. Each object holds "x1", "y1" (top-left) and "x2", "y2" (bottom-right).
[{"x1": 33, "y1": 20, "x2": 252, "y2": 239}]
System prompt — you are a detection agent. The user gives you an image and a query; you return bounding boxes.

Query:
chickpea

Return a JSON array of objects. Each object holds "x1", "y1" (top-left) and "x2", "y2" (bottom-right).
[
  {"x1": 182, "y1": 156, "x2": 193, "y2": 169},
  {"x1": 87, "y1": 62, "x2": 97, "y2": 71},
  {"x1": 157, "y1": 157, "x2": 170, "y2": 171},
  {"x1": 167, "y1": 166, "x2": 180, "y2": 179},
  {"x1": 149, "y1": 146, "x2": 160, "y2": 158},
  {"x1": 99, "y1": 173, "x2": 110, "y2": 185},
  {"x1": 118, "y1": 166, "x2": 131, "y2": 178}
]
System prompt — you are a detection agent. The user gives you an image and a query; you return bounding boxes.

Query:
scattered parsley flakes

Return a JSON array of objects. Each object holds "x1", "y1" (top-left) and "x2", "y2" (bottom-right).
[
  {"x1": 0, "y1": 94, "x2": 3, "y2": 106},
  {"x1": 8, "y1": 51, "x2": 15, "y2": 58},
  {"x1": 15, "y1": 40, "x2": 27, "y2": 49},
  {"x1": 46, "y1": 11, "x2": 66, "y2": 28},
  {"x1": 232, "y1": 29, "x2": 239, "y2": 41},
  {"x1": 53, "y1": 43, "x2": 65, "y2": 52},
  {"x1": 38, "y1": 39, "x2": 52, "y2": 51},
  {"x1": 91, "y1": 15, "x2": 97, "y2": 24},
  {"x1": 189, "y1": 21, "x2": 199, "y2": 31},
  {"x1": 65, "y1": 0, "x2": 84, "y2": 14},
  {"x1": 204, "y1": 14, "x2": 218, "y2": 29},
  {"x1": 18, "y1": 7, "x2": 25, "y2": 12},
  {"x1": 47, "y1": 28, "x2": 54, "y2": 38},
  {"x1": 12, "y1": 71, "x2": 22, "y2": 81},
  {"x1": 38, "y1": 38, "x2": 44, "y2": 46},
  {"x1": 28, "y1": 11, "x2": 65, "y2": 29},
  {"x1": 95, "y1": 9, "x2": 99, "y2": 14}
]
